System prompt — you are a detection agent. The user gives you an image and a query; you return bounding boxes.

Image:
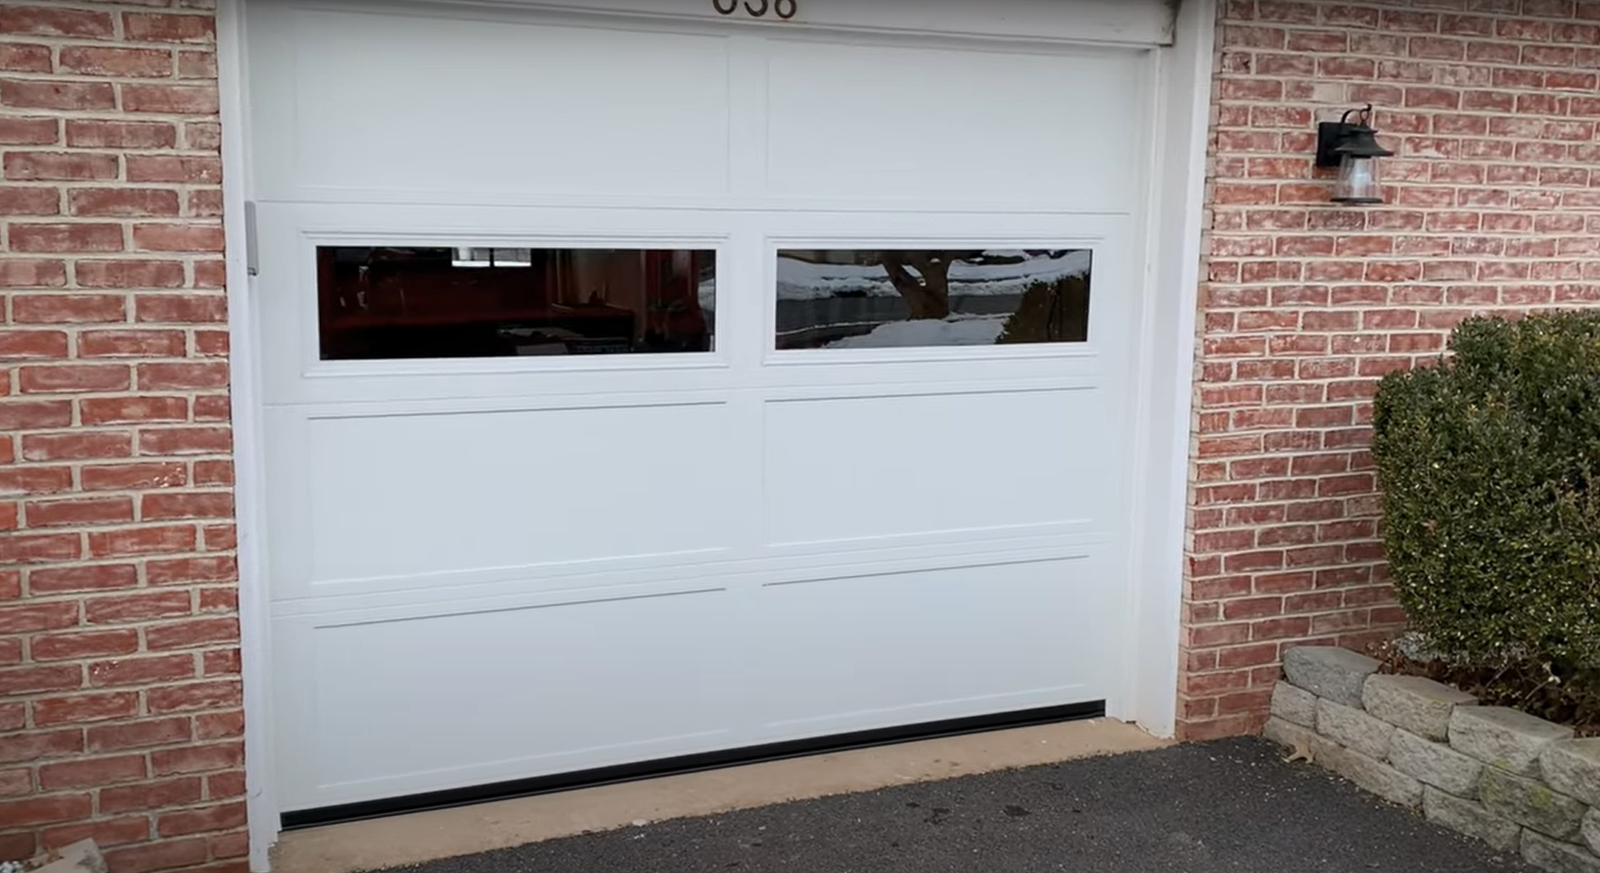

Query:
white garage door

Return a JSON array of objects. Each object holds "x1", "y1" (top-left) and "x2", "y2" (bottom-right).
[{"x1": 245, "y1": 0, "x2": 1164, "y2": 816}]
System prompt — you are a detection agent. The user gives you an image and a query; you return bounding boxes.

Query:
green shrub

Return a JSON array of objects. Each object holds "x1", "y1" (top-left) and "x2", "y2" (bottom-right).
[{"x1": 1372, "y1": 312, "x2": 1600, "y2": 673}]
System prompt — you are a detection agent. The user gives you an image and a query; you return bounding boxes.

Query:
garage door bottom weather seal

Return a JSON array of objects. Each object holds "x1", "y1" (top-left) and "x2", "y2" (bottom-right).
[{"x1": 280, "y1": 699, "x2": 1106, "y2": 830}]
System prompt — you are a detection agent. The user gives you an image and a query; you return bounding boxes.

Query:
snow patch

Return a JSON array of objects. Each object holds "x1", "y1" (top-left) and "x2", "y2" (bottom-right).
[
  {"x1": 775, "y1": 251, "x2": 1091, "y2": 301},
  {"x1": 701, "y1": 251, "x2": 1092, "y2": 311},
  {"x1": 824, "y1": 314, "x2": 1008, "y2": 349}
]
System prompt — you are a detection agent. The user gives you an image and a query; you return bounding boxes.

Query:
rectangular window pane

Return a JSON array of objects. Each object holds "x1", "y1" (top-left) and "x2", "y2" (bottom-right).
[
  {"x1": 317, "y1": 247, "x2": 715, "y2": 360},
  {"x1": 774, "y1": 249, "x2": 1091, "y2": 350}
]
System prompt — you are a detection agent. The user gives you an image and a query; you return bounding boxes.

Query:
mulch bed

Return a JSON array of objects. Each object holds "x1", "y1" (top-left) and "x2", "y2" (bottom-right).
[{"x1": 1369, "y1": 638, "x2": 1600, "y2": 738}]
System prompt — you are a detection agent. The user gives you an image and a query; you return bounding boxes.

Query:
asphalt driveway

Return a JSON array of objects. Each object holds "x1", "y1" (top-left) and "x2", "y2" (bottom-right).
[{"x1": 391, "y1": 737, "x2": 1525, "y2": 873}]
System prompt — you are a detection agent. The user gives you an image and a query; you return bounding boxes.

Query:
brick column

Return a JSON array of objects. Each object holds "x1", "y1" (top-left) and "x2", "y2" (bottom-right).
[{"x1": 0, "y1": 2, "x2": 246, "y2": 871}]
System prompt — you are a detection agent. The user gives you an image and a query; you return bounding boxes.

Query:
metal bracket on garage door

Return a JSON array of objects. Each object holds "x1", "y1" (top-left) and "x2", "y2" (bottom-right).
[{"x1": 244, "y1": 200, "x2": 260, "y2": 277}]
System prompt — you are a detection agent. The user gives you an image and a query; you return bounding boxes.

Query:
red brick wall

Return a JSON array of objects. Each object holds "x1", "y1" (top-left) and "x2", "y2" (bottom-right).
[
  {"x1": 1179, "y1": 0, "x2": 1600, "y2": 741},
  {"x1": 7, "y1": 0, "x2": 1600, "y2": 864},
  {"x1": 0, "y1": 2, "x2": 246, "y2": 871}
]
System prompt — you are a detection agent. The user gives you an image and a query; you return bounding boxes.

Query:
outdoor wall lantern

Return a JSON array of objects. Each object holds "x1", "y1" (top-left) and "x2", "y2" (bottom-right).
[{"x1": 1315, "y1": 104, "x2": 1394, "y2": 205}]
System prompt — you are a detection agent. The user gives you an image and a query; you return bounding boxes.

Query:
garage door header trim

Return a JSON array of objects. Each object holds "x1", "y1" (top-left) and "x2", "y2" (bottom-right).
[{"x1": 398, "y1": 0, "x2": 1177, "y2": 47}]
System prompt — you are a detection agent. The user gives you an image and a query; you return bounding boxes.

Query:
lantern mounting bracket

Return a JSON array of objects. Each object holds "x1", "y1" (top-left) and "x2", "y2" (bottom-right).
[{"x1": 1316, "y1": 104, "x2": 1393, "y2": 168}]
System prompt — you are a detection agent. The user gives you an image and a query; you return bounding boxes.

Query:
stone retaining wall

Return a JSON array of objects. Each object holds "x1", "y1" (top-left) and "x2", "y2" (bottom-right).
[{"x1": 1265, "y1": 646, "x2": 1600, "y2": 873}]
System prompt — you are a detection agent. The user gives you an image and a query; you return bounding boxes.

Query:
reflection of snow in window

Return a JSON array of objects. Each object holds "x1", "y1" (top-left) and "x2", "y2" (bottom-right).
[
  {"x1": 773, "y1": 249, "x2": 1093, "y2": 351},
  {"x1": 775, "y1": 250, "x2": 1091, "y2": 301}
]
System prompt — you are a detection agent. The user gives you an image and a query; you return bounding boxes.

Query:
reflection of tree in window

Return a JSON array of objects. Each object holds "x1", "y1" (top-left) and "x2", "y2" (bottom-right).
[
  {"x1": 774, "y1": 249, "x2": 1090, "y2": 350},
  {"x1": 877, "y1": 251, "x2": 976, "y2": 320}
]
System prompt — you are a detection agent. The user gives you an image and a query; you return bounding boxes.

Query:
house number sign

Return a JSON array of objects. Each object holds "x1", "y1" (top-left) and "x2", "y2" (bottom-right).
[{"x1": 713, "y1": 0, "x2": 797, "y2": 20}]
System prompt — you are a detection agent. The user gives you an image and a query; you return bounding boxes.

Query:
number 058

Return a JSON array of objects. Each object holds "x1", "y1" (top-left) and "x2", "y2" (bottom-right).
[{"x1": 713, "y1": 0, "x2": 797, "y2": 20}]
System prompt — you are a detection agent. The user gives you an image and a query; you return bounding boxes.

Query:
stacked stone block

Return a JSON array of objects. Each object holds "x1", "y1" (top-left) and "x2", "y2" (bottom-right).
[{"x1": 1265, "y1": 646, "x2": 1600, "y2": 873}]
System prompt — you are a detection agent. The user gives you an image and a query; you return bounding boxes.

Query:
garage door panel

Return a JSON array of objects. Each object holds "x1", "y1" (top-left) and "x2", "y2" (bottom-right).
[
  {"x1": 764, "y1": 40, "x2": 1144, "y2": 209},
  {"x1": 252, "y1": 201, "x2": 741, "y2": 408},
  {"x1": 761, "y1": 388, "x2": 1113, "y2": 546},
  {"x1": 276, "y1": 590, "x2": 739, "y2": 807},
  {"x1": 751, "y1": 557, "x2": 1106, "y2": 734},
  {"x1": 252, "y1": 1, "x2": 1152, "y2": 816},
  {"x1": 254, "y1": 7, "x2": 733, "y2": 201},
  {"x1": 291, "y1": 402, "x2": 743, "y2": 586}
]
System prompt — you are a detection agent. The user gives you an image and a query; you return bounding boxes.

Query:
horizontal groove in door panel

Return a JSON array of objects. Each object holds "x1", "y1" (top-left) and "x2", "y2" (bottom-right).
[
  {"x1": 292, "y1": 584, "x2": 732, "y2": 630},
  {"x1": 272, "y1": 525, "x2": 1110, "y2": 613},
  {"x1": 760, "y1": 551, "x2": 1089, "y2": 589},
  {"x1": 756, "y1": 378, "x2": 1100, "y2": 402},
  {"x1": 273, "y1": 541, "x2": 1108, "y2": 620},
  {"x1": 267, "y1": 375, "x2": 1107, "y2": 413}
]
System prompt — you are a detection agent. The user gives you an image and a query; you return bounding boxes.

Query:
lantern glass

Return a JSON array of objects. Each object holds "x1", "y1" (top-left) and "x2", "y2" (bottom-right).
[{"x1": 1332, "y1": 154, "x2": 1381, "y2": 204}]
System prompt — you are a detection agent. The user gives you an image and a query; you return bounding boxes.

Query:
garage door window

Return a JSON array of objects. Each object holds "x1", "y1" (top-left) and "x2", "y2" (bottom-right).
[
  {"x1": 774, "y1": 249, "x2": 1091, "y2": 350},
  {"x1": 317, "y1": 246, "x2": 716, "y2": 360}
]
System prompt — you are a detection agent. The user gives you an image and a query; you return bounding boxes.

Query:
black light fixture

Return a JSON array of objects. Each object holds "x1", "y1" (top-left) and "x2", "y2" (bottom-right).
[{"x1": 1315, "y1": 104, "x2": 1394, "y2": 205}]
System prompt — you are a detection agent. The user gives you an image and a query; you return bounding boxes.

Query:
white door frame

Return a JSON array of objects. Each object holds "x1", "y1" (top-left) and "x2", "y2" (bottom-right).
[
  {"x1": 217, "y1": 1, "x2": 1216, "y2": 867},
  {"x1": 1123, "y1": 0, "x2": 1214, "y2": 741}
]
